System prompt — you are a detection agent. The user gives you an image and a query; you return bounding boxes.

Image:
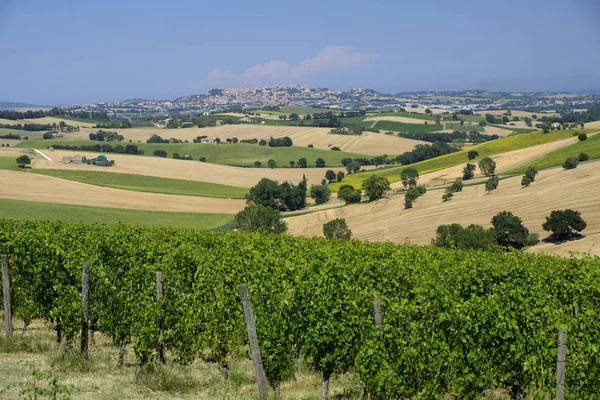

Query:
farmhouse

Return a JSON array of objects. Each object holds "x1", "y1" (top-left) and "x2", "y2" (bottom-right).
[
  {"x1": 551, "y1": 122, "x2": 563, "y2": 130},
  {"x1": 200, "y1": 137, "x2": 215, "y2": 144}
]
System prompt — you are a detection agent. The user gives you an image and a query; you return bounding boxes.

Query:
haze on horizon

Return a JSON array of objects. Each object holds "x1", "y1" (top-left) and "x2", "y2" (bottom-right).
[{"x1": 0, "y1": 0, "x2": 599, "y2": 105}]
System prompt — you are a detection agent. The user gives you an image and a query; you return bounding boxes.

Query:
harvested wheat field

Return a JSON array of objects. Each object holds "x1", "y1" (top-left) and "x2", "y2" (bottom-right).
[
  {"x1": 71, "y1": 124, "x2": 424, "y2": 156},
  {"x1": 0, "y1": 170, "x2": 245, "y2": 213},
  {"x1": 3, "y1": 148, "x2": 344, "y2": 188},
  {"x1": 477, "y1": 110, "x2": 558, "y2": 119},
  {"x1": 481, "y1": 125, "x2": 516, "y2": 137},
  {"x1": 0, "y1": 116, "x2": 93, "y2": 127},
  {"x1": 287, "y1": 160, "x2": 600, "y2": 257},
  {"x1": 584, "y1": 120, "x2": 600, "y2": 129},
  {"x1": 363, "y1": 115, "x2": 434, "y2": 124}
]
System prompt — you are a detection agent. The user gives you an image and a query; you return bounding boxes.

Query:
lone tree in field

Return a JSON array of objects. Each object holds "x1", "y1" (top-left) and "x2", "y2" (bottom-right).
[
  {"x1": 468, "y1": 150, "x2": 479, "y2": 160},
  {"x1": 325, "y1": 170, "x2": 336, "y2": 183},
  {"x1": 16, "y1": 154, "x2": 31, "y2": 167},
  {"x1": 462, "y1": 163, "x2": 476, "y2": 180},
  {"x1": 542, "y1": 209, "x2": 587, "y2": 240},
  {"x1": 362, "y1": 175, "x2": 391, "y2": 201},
  {"x1": 235, "y1": 204, "x2": 287, "y2": 234},
  {"x1": 267, "y1": 159, "x2": 277, "y2": 169},
  {"x1": 478, "y1": 157, "x2": 496, "y2": 176},
  {"x1": 323, "y1": 218, "x2": 352, "y2": 240},
  {"x1": 315, "y1": 158, "x2": 326, "y2": 168},
  {"x1": 563, "y1": 157, "x2": 579, "y2": 170},
  {"x1": 400, "y1": 168, "x2": 419, "y2": 190},
  {"x1": 521, "y1": 166, "x2": 538, "y2": 187},
  {"x1": 485, "y1": 175, "x2": 499, "y2": 192},
  {"x1": 491, "y1": 211, "x2": 529, "y2": 249},
  {"x1": 310, "y1": 185, "x2": 331, "y2": 205}
]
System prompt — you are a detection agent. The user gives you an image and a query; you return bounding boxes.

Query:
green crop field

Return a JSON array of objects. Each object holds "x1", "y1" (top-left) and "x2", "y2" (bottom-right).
[
  {"x1": 509, "y1": 132, "x2": 600, "y2": 174},
  {"x1": 279, "y1": 106, "x2": 336, "y2": 115},
  {"x1": 262, "y1": 115, "x2": 367, "y2": 127},
  {"x1": 362, "y1": 120, "x2": 443, "y2": 133},
  {"x1": 490, "y1": 124, "x2": 537, "y2": 133},
  {"x1": 0, "y1": 198, "x2": 233, "y2": 229},
  {"x1": 17, "y1": 140, "x2": 367, "y2": 167},
  {"x1": 0, "y1": 156, "x2": 20, "y2": 170},
  {"x1": 369, "y1": 111, "x2": 435, "y2": 121},
  {"x1": 331, "y1": 129, "x2": 584, "y2": 190},
  {"x1": 27, "y1": 169, "x2": 249, "y2": 198}
]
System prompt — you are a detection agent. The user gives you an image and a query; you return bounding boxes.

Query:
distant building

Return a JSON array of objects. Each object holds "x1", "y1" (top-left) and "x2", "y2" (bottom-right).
[
  {"x1": 551, "y1": 122, "x2": 563, "y2": 130},
  {"x1": 200, "y1": 138, "x2": 215, "y2": 144},
  {"x1": 69, "y1": 155, "x2": 86, "y2": 164},
  {"x1": 181, "y1": 122, "x2": 194, "y2": 128}
]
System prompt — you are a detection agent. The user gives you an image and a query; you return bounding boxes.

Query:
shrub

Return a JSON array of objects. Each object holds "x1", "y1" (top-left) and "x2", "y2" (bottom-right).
[
  {"x1": 310, "y1": 185, "x2": 331, "y2": 204},
  {"x1": 405, "y1": 189, "x2": 420, "y2": 201},
  {"x1": 199, "y1": 157, "x2": 206, "y2": 162},
  {"x1": 298, "y1": 158, "x2": 307, "y2": 168},
  {"x1": 308, "y1": 144, "x2": 314, "y2": 148},
  {"x1": 259, "y1": 139, "x2": 267, "y2": 146},
  {"x1": 331, "y1": 147, "x2": 341, "y2": 151},
  {"x1": 562, "y1": 157, "x2": 579, "y2": 170},
  {"x1": 478, "y1": 157, "x2": 496, "y2": 176},
  {"x1": 323, "y1": 218, "x2": 352, "y2": 240},
  {"x1": 153, "y1": 149, "x2": 167, "y2": 158},
  {"x1": 526, "y1": 233, "x2": 539, "y2": 247},
  {"x1": 172, "y1": 153, "x2": 181, "y2": 159},
  {"x1": 442, "y1": 192, "x2": 453, "y2": 202},
  {"x1": 578, "y1": 153, "x2": 589, "y2": 162},
  {"x1": 462, "y1": 163, "x2": 476, "y2": 180},
  {"x1": 578, "y1": 133, "x2": 587, "y2": 141},
  {"x1": 468, "y1": 150, "x2": 479, "y2": 160},
  {"x1": 415, "y1": 185, "x2": 427, "y2": 195},
  {"x1": 491, "y1": 211, "x2": 529, "y2": 249},
  {"x1": 268, "y1": 159, "x2": 276, "y2": 169},
  {"x1": 542, "y1": 209, "x2": 586, "y2": 240},
  {"x1": 524, "y1": 166, "x2": 538, "y2": 182}
]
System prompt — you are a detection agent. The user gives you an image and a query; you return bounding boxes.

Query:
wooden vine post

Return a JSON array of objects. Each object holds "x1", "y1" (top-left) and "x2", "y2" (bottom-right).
[
  {"x1": 80, "y1": 261, "x2": 90, "y2": 357},
  {"x1": 156, "y1": 271, "x2": 166, "y2": 365},
  {"x1": 239, "y1": 283, "x2": 268, "y2": 399},
  {"x1": 374, "y1": 298, "x2": 382, "y2": 331},
  {"x1": 556, "y1": 330, "x2": 567, "y2": 400},
  {"x1": 2, "y1": 254, "x2": 12, "y2": 337}
]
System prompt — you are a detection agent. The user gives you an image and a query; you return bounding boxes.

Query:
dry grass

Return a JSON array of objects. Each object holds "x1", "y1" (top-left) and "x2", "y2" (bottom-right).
[
  {"x1": 476, "y1": 110, "x2": 558, "y2": 119},
  {"x1": 287, "y1": 159, "x2": 600, "y2": 257},
  {"x1": 0, "y1": 170, "x2": 246, "y2": 214},
  {"x1": 68, "y1": 125, "x2": 423, "y2": 156},
  {"x1": 0, "y1": 117, "x2": 89, "y2": 127}
]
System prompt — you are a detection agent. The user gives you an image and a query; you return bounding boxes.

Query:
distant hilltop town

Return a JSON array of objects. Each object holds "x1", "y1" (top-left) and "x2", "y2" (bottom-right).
[{"x1": 4, "y1": 85, "x2": 599, "y2": 118}]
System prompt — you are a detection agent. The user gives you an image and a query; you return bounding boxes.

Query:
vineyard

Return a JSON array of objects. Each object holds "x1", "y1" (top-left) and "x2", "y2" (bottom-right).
[{"x1": 1, "y1": 219, "x2": 600, "y2": 399}]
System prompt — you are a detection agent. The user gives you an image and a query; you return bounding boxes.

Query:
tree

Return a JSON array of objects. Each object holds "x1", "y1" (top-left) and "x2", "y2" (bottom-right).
[
  {"x1": 578, "y1": 133, "x2": 587, "y2": 141},
  {"x1": 447, "y1": 179, "x2": 463, "y2": 193},
  {"x1": 463, "y1": 163, "x2": 476, "y2": 180},
  {"x1": 578, "y1": 153, "x2": 589, "y2": 162},
  {"x1": 16, "y1": 154, "x2": 31, "y2": 167},
  {"x1": 425, "y1": 108, "x2": 432, "y2": 114},
  {"x1": 268, "y1": 159, "x2": 277, "y2": 169},
  {"x1": 400, "y1": 168, "x2": 419, "y2": 190},
  {"x1": 404, "y1": 197, "x2": 413, "y2": 209},
  {"x1": 153, "y1": 149, "x2": 167, "y2": 158},
  {"x1": 442, "y1": 192, "x2": 453, "y2": 202},
  {"x1": 310, "y1": 185, "x2": 331, "y2": 205},
  {"x1": 289, "y1": 160, "x2": 295, "y2": 167},
  {"x1": 341, "y1": 158, "x2": 353, "y2": 167},
  {"x1": 523, "y1": 116, "x2": 532, "y2": 127},
  {"x1": 325, "y1": 170, "x2": 336, "y2": 183},
  {"x1": 346, "y1": 161, "x2": 361, "y2": 174},
  {"x1": 323, "y1": 218, "x2": 352, "y2": 240},
  {"x1": 289, "y1": 113, "x2": 300, "y2": 121},
  {"x1": 542, "y1": 209, "x2": 586, "y2": 240},
  {"x1": 478, "y1": 157, "x2": 496, "y2": 176},
  {"x1": 254, "y1": 161, "x2": 262, "y2": 168},
  {"x1": 336, "y1": 171, "x2": 345, "y2": 182},
  {"x1": 562, "y1": 157, "x2": 579, "y2": 170},
  {"x1": 259, "y1": 139, "x2": 267, "y2": 146},
  {"x1": 433, "y1": 224, "x2": 495, "y2": 250},
  {"x1": 468, "y1": 150, "x2": 479, "y2": 160},
  {"x1": 246, "y1": 178, "x2": 283, "y2": 209},
  {"x1": 298, "y1": 158, "x2": 308, "y2": 168},
  {"x1": 235, "y1": 204, "x2": 287, "y2": 234},
  {"x1": 485, "y1": 175, "x2": 499, "y2": 192},
  {"x1": 338, "y1": 187, "x2": 361, "y2": 204},
  {"x1": 521, "y1": 175, "x2": 532, "y2": 187},
  {"x1": 524, "y1": 166, "x2": 538, "y2": 182},
  {"x1": 362, "y1": 175, "x2": 390, "y2": 202},
  {"x1": 491, "y1": 211, "x2": 529, "y2": 249},
  {"x1": 315, "y1": 158, "x2": 326, "y2": 168}
]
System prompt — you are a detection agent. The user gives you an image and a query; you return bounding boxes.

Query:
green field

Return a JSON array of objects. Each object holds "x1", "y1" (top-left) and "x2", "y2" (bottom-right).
[
  {"x1": 26, "y1": 169, "x2": 249, "y2": 198},
  {"x1": 363, "y1": 120, "x2": 444, "y2": 133},
  {"x1": 331, "y1": 129, "x2": 585, "y2": 190},
  {"x1": 17, "y1": 140, "x2": 367, "y2": 167},
  {"x1": 262, "y1": 115, "x2": 367, "y2": 127},
  {"x1": 490, "y1": 124, "x2": 537, "y2": 133},
  {"x1": 0, "y1": 156, "x2": 20, "y2": 170},
  {"x1": 0, "y1": 198, "x2": 233, "y2": 229},
  {"x1": 279, "y1": 106, "x2": 335, "y2": 115},
  {"x1": 509, "y1": 132, "x2": 600, "y2": 174},
  {"x1": 369, "y1": 111, "x2": 435, "y2": 121}
]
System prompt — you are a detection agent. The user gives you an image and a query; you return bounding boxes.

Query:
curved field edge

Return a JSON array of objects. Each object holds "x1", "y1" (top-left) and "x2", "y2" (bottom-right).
[
  {"x1": 25, "y1": 169, "x2": 249, "y2": 199},
  {"x1": 0, "y1": 198, "x2": 233, "y2": 229},
  {"x1": 330, "y1": 129, "x2": 594, "y2": 190},
  {"x1": 16, "y1": 140, "x2": 368, "y2": 168}
]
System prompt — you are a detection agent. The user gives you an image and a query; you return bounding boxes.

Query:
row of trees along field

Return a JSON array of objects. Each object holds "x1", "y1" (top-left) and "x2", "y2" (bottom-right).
[{"x1": 1, "y1": 220, "x2": 600, "y2": 398}]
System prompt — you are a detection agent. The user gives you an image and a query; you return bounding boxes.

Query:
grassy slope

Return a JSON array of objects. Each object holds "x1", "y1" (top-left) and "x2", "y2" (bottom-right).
[
  {"x1": 28, "y1": 170, "x2": 249, "y2": 199},
  {"x1": 331, "y1": 129, "x2": 583, "y2": 190},
  {"x1": 490, "y1": 124, "x2": 537, "y2": 133},
  {"x1": 0, "y1": 198, "x2": 233, "y2": 229},
  {"x1": 262, "y1": 115, "x2": 366, "y2": 127},
  {"x1": 279, "y1": 106, "x2": 335, "y2": 115},
  {"x1": 17, "y1": 140, "x2": 367, "y2": 167},
  {"x1": 369, "y1": 111, "x2": 436, "y2": 121},
  {"x1": 365, "y1": 120, "x2": 444, "y2": 133},
  {"x1": 509, "y1": 132, "x2": 600, "y2": 174}
]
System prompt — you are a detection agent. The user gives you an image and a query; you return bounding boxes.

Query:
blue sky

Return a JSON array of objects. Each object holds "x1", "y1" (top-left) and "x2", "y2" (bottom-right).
[{"x1": 1, "y1": 0, "x2": 599, "y2": 104}]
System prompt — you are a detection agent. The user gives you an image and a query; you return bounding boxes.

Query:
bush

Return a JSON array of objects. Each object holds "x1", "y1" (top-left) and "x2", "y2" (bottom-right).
[
  {"x1": 578, "y1": 133, "x2": 587, "y2": 141},
  {"x1": 442, "y1": 192, "x2": 453, "y2": 202},
  {"x1": 526, "y1": 233, "x2": 539, "y2": 247},
  {"x1": 310, "y1": 185, "x2": 331, "y2": 204},
  {"x1": 153, "y1": 149, "x2": 167, "y2": 158},
  {"x1": 462, "y1": 163, "x2": 476, "y2": 180},
  {"x1": 172, "y1": 153, "x2": 181, "y2": 159},
  {"x1": 268, "y1": 159, "x2": 276, "y2": 169},
  {"x1": 259, "y1": 139, "x2": 267, "y2": 146},
  {"x1": 308, "y1": 144, "x2": 314, "y2": 148},
  {"x1": 254, "y1": 161, "x2": 262, "y2": 168},
  {"x1": 235, "y1": 204, "x2": 287, "y2": 234},
  {"x1": 578, "y1": 153, "x2": 589, "y2": 162},
  {"x1": 524, "y1": 166, "x2": 538, "y2": 182},
  {"x1": 199, "y1": 156, "x2": 206, "y2": 162},
  {"x1": 468, "y1": 150, "x2": 479, "y2": 160},
  {"x1": 542, "y1": 209, "x2": 586, "y2": 240},
  {"x1": 323, "y1": 218, "x2": 352, "y2": 240},
  {"x1": 415, "y1": 185, "x2": 427, "y2": 195},
  {"x1": 404, "y1": 196, "x2": 413, "y2": 209},
  {"x1": 331, "y1": 146, "x2": 341, "y2": 151},
  {"x1": 491, "y1": 211, "x2": 529, "y2": 249},
  {"x1": 562, "y1": 157, "x2": 579, "y2": 170},
  {"x1": 405, "y1": 189, "x2": 420, "y2": 201}
]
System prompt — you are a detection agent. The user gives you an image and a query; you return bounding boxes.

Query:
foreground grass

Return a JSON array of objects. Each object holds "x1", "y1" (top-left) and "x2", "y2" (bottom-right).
[
  {"x1": 0, "y1": 199, "x2": 233, "y2": 229},
  {"x1": 508, "y1": 131, "x2": 600, "y2": 174},
  {"x1": 17, "y1": 141, "x2": 366, "y2": 168},
  {"x1": 331, "y1": 129, "x2": 586, "y2": 190},
  {"x1": 0, "y1": 318, "x2": 510, "y2": 400},
  {"x1": 26, "y1": 169, "x2": 249, "y2": 199}
]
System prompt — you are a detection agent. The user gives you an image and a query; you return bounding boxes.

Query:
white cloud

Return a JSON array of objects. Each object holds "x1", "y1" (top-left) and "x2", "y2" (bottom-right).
[{"x1": 207, "y1": 46, "x2": 376, "y2": 84}]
